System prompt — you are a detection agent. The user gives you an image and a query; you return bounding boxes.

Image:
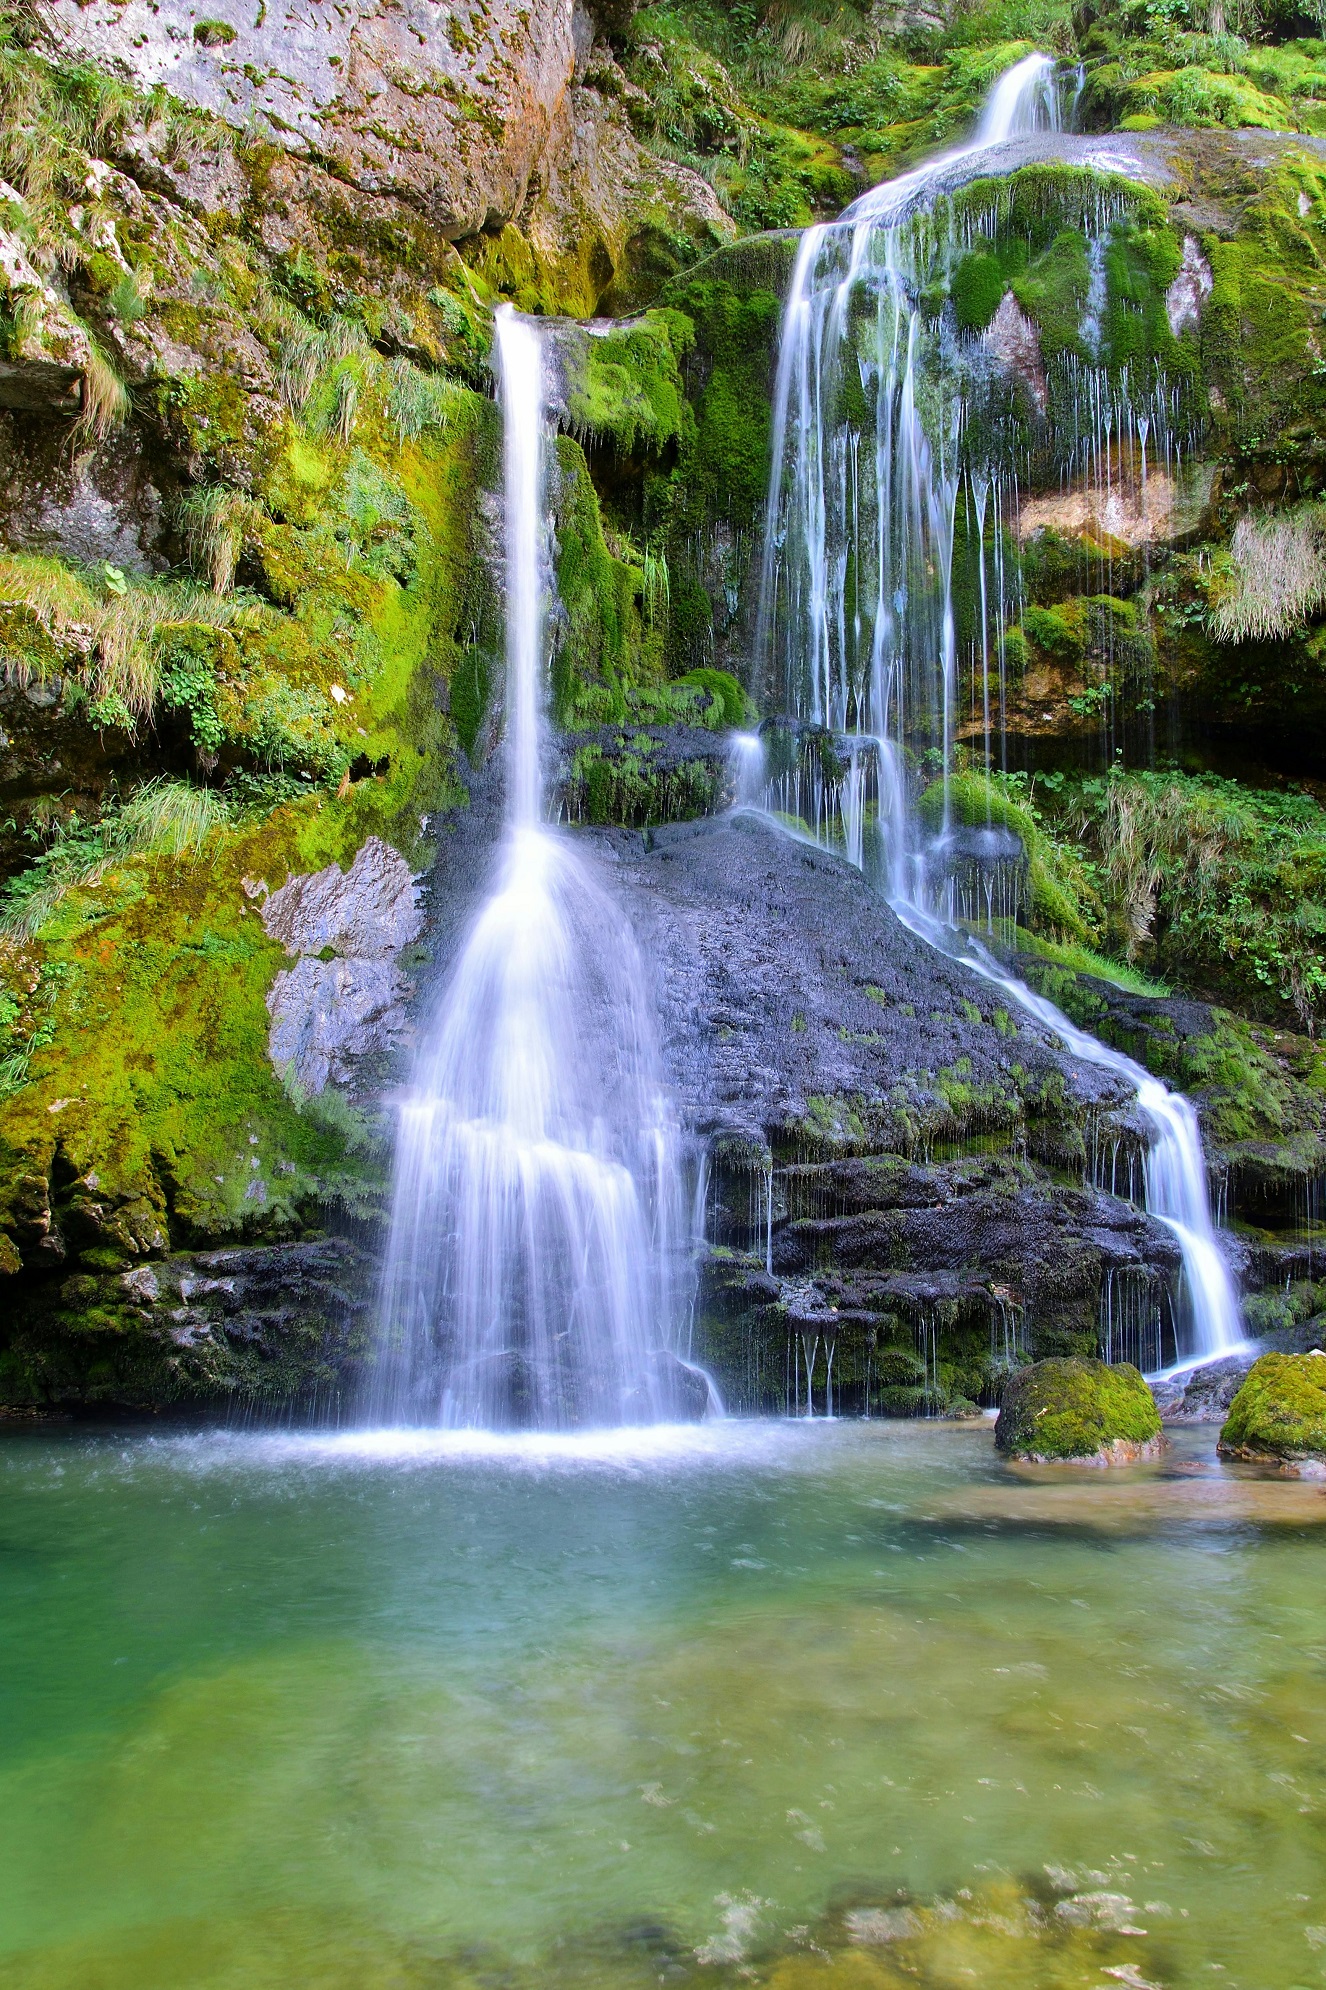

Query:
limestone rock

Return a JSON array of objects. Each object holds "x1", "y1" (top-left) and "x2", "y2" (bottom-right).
[
  {"x1": 267, "y1": 955, "x2": 411, "y2": 1097},
  {"x1": 262, "y1": 837, "x2": 422, "y2": 1094},
  {"x1": 995, "y1": 1356, "x2": 1164, "y2": 1463},
  {"x1": 1218, "y1": 1351, "x2": 1326, "y2": 1473},
  {"x1": 47, "y1": 0, "x2": 585, "y2": 239},
  {"x1": 262, "y1": 837, "x2": 421, "y2": 961},
  {"x1": 984, "y1": 293, "x2": 1046, "y2": 410}
]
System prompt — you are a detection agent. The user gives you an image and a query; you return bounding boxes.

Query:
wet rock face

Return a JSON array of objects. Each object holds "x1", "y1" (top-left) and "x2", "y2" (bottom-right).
[
  {"x1": 3, "y1": 1237, "x2": 374, "y2": 1409},
  {"x1": 584, "y1": 814, "x2": 1184, "y2": 1411},
  {"x1": 598, "y1": 812, "x2": 1128, "y2": 1146},
  {"x1": 995, "y1": 1356, "x2": 1164, "y2": 1463},
  {"x1": 261, "y1": 838, "x2": 422, "y2": 1097}
]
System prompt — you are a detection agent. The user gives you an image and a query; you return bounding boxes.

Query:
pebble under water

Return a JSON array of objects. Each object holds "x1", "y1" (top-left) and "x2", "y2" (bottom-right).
[{"x1": 1, "y1": 1420, "x2": 1324, "y2": 1988}]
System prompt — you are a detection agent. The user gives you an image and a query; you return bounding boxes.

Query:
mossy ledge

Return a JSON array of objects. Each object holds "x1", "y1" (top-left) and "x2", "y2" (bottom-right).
[
  {"x1": 1217, "y1": 1351, "x2": 1326, "y2": 1472},
  {"x1": 995, "y1": 1356, "x2": 1164, "y2": 1463}
]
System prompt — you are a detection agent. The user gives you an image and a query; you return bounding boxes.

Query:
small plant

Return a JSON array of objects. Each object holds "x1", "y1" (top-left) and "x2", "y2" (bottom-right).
[
  {"x1": 78, "y1": 346, "x2": 129, "y2": 441},
  {"x1": 179, "y1": 485, "x2": 256, "y2": 594},
  {"x1": 0, "y1": 780, "x2": 230, "y2": 938}
]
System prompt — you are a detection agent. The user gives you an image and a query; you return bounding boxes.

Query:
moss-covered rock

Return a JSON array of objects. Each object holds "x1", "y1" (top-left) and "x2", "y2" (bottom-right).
[
  {"x1": 995, "y1": 1356, "x2": 1164, "y2": 1463},
  {"x1": 1217, "y1": 1350, "x2": 1326, "y2": 1470}
]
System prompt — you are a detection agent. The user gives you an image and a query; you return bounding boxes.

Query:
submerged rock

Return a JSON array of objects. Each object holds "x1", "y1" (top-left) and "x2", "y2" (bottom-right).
[
  {"x1": 1218, "y1": 1352, "x2": 1326, "y2": 1474},
  {"x1": 995, "y1": 1357, "x2": 1164, "y2": 1464}
]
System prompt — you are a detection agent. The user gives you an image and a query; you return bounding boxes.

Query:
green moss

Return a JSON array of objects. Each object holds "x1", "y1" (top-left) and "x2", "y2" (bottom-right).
[
  {"x1": 564, "y1": 311, "x2": 693, "y2": 454},
  {"x1": 553, "y1": 435, "x2": 650, "y2": 723},
  {"x1": 1219, "y1": 1351, "x2": 1326, "y2": 1460},
  {"x1": 995, "y1": 1356, "x2": 1162, "y2": 1460},
  {"x1": 0, "y1": 804, "x2": 386, "y2": 1270},
  {"x1": 918, "y1": 770, "x2": 1100, "y2": 945}
]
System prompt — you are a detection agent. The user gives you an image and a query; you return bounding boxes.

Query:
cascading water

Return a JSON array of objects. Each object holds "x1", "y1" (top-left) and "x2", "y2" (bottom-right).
[
  {"x1": 373, "y1": 306, "x2": 693, "y2": 1429},
  {"x1": 750, "y1": 57, "x2": 1243, "y2": 1370}
]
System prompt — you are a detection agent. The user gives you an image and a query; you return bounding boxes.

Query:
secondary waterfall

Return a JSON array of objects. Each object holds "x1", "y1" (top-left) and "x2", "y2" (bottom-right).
[
  {"x1": 753, "y1": 56, "x2": 1243, "y2": 1368},
  {"x1": 373, "y1": 307, "x2": 691, "y2": 1429}
]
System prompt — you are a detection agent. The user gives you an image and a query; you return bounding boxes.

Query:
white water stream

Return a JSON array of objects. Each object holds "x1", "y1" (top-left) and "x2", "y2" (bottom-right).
[
  {"x1": 750, "y1": 56, "x2": 1243, "y2": 1370},
  {"x1": 374, "y1": 308, "x2": 691, "y2": 1428}
]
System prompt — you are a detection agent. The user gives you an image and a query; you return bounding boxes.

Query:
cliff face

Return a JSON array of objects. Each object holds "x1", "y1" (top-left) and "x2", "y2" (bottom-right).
[{"x1": 2, "y1": 0, "x2": 1326, "y2": 1410}]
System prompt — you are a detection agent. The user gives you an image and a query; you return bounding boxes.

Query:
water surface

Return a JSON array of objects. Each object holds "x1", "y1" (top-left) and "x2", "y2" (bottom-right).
[{"x1": 1, "y1": 1419, "x2": 1323, "y2": 1988}]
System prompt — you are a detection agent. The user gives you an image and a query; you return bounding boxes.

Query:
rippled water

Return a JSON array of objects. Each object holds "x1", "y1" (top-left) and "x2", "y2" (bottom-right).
[{"x1": 1, "y1": 1420, "x2": 1323, "y2": 1988}]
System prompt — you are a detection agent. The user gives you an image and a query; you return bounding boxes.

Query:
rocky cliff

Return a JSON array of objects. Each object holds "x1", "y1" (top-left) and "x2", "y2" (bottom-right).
[{"x1": 3, "y1": 0, "x2": 1326, "y2": 1410}]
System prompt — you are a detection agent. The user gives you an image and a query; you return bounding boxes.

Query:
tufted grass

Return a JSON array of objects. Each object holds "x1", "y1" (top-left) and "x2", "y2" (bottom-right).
[{"x1": 0, "y1": 779, "x2": 231, "y2": 939}]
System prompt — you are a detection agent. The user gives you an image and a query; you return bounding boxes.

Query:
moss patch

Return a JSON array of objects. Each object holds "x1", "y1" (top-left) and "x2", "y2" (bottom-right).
[
  {"x1": 995, "y1": 1355, "x2": 1163, "y2": 1461},
  {"x1": 1219, "y1": 1351, "x2": 1326, "y2": 1462}
]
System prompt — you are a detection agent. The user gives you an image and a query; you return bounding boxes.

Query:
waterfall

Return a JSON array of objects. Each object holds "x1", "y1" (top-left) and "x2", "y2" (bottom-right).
[
  {"x1": 751, "y1": 59, "x2": 1243, "y2": 1370},
  {"x1": 373, "y1": 307, "x2": 692, "y2": 1429}
]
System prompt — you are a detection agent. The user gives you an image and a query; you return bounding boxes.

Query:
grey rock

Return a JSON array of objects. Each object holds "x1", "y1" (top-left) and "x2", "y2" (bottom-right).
[
  {"x1": 262, "y1": 836, "x2": 421, "y2": 1095},
  {"x1": 267, "y1": 954, "x2": 411, "y2": 1096},
  {"x1": 262, "y1": 836, "x2": 422, "y2": 961},
  {"x1": 48, "y1": 0, "x2": 585, "y2": 240},
  {"x1": 593, "y1": 811, "x2": 1130, "y2": 1144}
]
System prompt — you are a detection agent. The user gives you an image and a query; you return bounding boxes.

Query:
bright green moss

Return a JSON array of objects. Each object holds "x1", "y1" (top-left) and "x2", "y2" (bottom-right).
[
  {"x1": 1219, "y1": 1352, "x2": 1326, "y2": 1460},
  {"x1": 553, "y1": 435, "x2": 649, "y2": 724},
  {"x1": 995, "y1": 1356, "x2": 1162, "y2": 1460},
  {"x1": 951, "y1": 244, "x2": 1011, "y2": 332},
  {"x1": 0, "y1": 804, "x2": 386, "y2": 1266},
  {"x1": 565, "y1": 311, "x2": 693, "y2": 454}
]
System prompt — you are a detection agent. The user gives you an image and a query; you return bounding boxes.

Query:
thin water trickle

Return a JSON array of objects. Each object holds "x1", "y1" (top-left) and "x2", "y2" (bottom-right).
[
  {"x1": 374, "y1": 307, "x2": 695, "y2": 1429},
  {"x1": 750, "y1": 57, "x2": 1244, "y2": 1369}
]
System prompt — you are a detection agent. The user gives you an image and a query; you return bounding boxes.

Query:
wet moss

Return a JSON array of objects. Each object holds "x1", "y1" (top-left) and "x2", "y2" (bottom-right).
[
  {"x1": 995, "y1": 1355, "x2": 1162, "y2": 1460},
  {"x1": 1219, "y1": 1350, "x2": 1326, "y2": 1460}
]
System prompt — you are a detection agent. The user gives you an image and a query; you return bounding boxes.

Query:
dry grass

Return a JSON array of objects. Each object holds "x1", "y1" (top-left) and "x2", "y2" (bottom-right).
[
  {"x1": 77, "y1": 345, "x2": 129, "y2": 440},
  {"x1": 1209, "y1": 507, "x2": 1326, "y2": 642},
  {"x1": 179, "y1": 486, "x2": 258, "y2": 593},
  {"x1": 1074, "y1": 774, "x2": 1253, "y2": 955},
  {"x1": 0, "y1": 552, "x2": 264, "y2": 721}
]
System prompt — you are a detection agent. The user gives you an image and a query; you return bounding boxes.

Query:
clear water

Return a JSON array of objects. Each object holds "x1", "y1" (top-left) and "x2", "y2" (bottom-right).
[{"x1": 3, "y1": 1421, "x2": 1324, "y2": 1987}]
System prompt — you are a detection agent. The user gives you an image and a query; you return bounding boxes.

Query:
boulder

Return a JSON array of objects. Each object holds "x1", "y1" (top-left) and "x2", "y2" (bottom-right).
[
  {"x1": 1217, "y1": 1352, "x2": 1326, "y2": 1474},
  {"x1": 995, "y1": 1356, "x2": 1164, "y2": 1464},
  {"x1": 262, "y1": 837, "x2": 422, "y2": 1096}
]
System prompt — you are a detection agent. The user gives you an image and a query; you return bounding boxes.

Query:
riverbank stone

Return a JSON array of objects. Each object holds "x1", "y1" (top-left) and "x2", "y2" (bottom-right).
[
  {"x1": 995, "y1": 1357, "x2": 1164, "y2": 1464},
  {"x1": 1217, "y1": 1352, "x2": 1326, "y2": 1474}
]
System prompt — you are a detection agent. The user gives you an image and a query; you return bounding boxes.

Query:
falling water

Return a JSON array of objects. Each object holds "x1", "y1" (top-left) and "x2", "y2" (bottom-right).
[
  {"x1": 751, "y1": 58, "x2": 1243, "y2": 1368},
  {"x1": 374, "y1": 307, "x2": 694, "y2": 1428}
]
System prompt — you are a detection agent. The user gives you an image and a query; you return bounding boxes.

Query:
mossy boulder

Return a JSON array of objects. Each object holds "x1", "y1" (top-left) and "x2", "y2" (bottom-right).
[
  {"x1": 995, "y1": 1357, "x2": 1164, "y2": 1464},
  {"x1": 1218, "y1": 1352, "x2": 1326, "y2": 1473}
]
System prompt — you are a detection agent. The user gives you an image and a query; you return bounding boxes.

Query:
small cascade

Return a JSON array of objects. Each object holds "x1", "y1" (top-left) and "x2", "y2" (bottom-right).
[
  {"x1": 374, "y1": 308, "x2": 696, "y2": 1429},
  {"x1": 749, "y1": 57, "x2": 1243, "y2": 1371}
]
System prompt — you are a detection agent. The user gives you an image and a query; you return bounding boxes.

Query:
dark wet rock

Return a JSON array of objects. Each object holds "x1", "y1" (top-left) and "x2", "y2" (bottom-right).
[
  {"x1": 596, "y1": 812, "x2": 1131, "y2": 1147},
  {"x1": 995, "y1": 1356, "x2": 1164, "y2": 1464},
  {"x1": 1153, "y1": 1354, "x2": 1253, "y2": 1424},
  {"x1": 646, "y1": 1349, "x2": 713, "y2": 1421},
  {"x1": 578, "y1": 814, "x2": 1189, "y2": 1413},
  {"x1": 1, "y1": 1236, "x2": 374, "y2": 1410}
]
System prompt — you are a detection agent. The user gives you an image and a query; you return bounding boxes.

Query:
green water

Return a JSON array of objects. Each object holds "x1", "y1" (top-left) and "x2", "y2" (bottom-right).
[{"x1": 1, "y1": 1419, "x2": 1323, "y2": 1990}]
